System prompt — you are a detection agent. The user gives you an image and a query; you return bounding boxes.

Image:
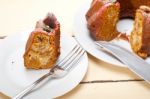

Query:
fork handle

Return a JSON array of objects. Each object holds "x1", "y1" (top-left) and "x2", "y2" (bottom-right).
[{"x1": 12, "y1": 73, "x2": 51, "y2": 99}]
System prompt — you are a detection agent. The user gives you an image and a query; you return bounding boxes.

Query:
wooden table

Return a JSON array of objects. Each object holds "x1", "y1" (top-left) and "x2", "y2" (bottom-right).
[{"x1": 0, "y1": 0, "x2": 150, "y2": 99}]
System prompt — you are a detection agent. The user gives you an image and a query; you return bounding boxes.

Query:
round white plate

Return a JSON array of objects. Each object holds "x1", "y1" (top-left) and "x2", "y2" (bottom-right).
[
  {"x1": 0, "y1": 30, "x2": 88, "y2": 99},
  {"x1": 74, "y1": 1, "x2": 150, "y2": 67}
]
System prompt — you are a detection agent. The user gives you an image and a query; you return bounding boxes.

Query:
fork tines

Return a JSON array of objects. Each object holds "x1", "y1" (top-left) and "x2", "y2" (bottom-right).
[{"x1": 57, "y1": 44, "x2": 85, "y2": 71}]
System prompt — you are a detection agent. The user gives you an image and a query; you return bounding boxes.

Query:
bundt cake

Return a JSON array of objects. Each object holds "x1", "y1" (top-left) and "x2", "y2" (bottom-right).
[
  {"x1": 23, "y1": 13, "x2": 60, "y2": 69},
  {"x1": 130, "y1": 6, "x2": 150, "y2": 58},
  {"x1": 86, "y1": 0, "x2": 150, "y2": 41}
]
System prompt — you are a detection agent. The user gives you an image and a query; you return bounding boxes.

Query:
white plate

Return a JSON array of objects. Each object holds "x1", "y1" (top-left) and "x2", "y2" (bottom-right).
[
  {"x1": 0, "y1": 30, "x2": 88, "y2": 99},
  {"x1": 74, "y1": 1, "x2": 150, "y2": 67}
]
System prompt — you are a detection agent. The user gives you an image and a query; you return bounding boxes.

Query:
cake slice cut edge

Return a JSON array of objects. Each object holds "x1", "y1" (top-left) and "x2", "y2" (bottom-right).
[{"x1": 130, "y1": 6, "x2": 150, "y2": 58}]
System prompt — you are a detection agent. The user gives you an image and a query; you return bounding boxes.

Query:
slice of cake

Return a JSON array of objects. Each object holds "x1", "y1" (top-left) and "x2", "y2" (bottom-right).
[
  {"x1": 130, "y1": 6, "x2": 150, "y2": 58},
  {"x1": 23, "y1": 13, "x2": 60, "y2": 69}
]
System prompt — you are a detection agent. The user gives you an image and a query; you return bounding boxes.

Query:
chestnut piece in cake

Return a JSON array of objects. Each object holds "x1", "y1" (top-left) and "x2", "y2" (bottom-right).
[{"x1": 23, "y1": 13, "x2": 60, "y2": 69}]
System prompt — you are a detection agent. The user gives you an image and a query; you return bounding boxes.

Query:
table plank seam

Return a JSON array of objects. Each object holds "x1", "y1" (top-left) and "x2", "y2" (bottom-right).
[
  {"x1": 80, "y1": 79, "x2": 144, "y2": 84},
  {"x1": 0, "y1": 36, "x2": 6, "y2": 39}
]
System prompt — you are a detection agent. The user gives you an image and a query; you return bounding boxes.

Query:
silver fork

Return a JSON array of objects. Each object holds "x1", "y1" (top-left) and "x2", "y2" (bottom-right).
[
  {"x1": 95, "y1": 41, "x2": 150, "y2": 84},
  {"x1": 12, "y1": 44, "x2": 85, "y2": 99}
]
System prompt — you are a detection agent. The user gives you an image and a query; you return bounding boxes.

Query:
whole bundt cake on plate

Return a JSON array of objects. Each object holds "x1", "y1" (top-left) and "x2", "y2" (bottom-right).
[
  {"x1": 86, "y1": 0, "x2": 150, "y2": 41},
  {"x1": 86, "y1": 0, "x2": 150, "y2": 58}
]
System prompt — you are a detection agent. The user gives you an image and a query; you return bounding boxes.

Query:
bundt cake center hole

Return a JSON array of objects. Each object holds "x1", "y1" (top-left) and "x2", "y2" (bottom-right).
[{"x1": 117, "y1": 18, "x2": 134, "y2": 35}]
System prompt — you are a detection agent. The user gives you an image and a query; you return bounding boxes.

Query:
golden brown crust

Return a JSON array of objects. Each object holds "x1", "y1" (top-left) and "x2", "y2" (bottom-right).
[
  {"x1": 86, "y1": 0, "x2": 105, "y2": 20},
  {"x1": 23, "y1": 13, "x2": 60, "y2": 69},
  {"x1": 140, "y1": 7, "x2": 150, "y2": 58},
  {"x1": 117, "y1": 0, "x2": 150, "y2": 18}
]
